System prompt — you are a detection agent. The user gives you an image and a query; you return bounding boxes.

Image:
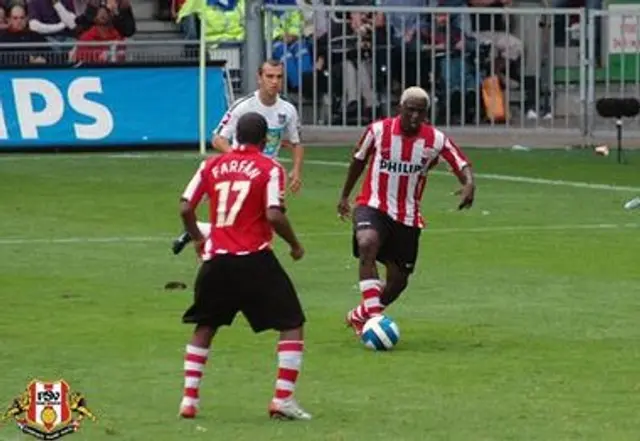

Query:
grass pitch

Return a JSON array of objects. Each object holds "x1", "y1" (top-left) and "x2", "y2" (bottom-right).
[{"x1": 0, "y1": 147, "x2": 639, "y2": 441}]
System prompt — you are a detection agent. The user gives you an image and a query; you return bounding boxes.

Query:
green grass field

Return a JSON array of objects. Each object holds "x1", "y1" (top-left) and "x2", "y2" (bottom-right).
[{"x1": 0, "y1": 147, "x2": 639, "y2": 441}]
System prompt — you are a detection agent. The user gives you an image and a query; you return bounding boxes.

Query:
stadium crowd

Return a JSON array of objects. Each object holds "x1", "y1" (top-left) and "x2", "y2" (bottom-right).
[
  {"x1": 168, "y1": 0, "x2": 599, "y2": 124},
  {"x1": 0, "y1": 0, "x2": 135, "y2": 64},
  {"x1": 0, "y1": 0, "x2": 601, "y2": 124}
]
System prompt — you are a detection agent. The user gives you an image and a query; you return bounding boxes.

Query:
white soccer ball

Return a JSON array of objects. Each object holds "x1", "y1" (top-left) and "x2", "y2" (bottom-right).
[{"x1": 360, "y1": 315, "x2": 400, "y2": 351}]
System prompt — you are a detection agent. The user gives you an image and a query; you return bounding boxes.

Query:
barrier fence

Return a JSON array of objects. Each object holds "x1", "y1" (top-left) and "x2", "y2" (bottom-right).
[
  {"x1": 1, "y1": 6, "x2": 640, "y2": 148},
  {"x1": 266, "y1": 5, "x2": 585, "y2": 133},
  {"x1": 588, "y1": 7, "x2": 640, "y2": 139}
]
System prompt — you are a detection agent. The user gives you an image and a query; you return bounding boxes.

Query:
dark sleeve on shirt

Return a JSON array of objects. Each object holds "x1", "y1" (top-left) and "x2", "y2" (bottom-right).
[
  {"x1": 112, "y1": 6, "x2": 136, "y2": 37},
  {"x1": 74, "y1": 5, "x2": 96, "y2": 35}
]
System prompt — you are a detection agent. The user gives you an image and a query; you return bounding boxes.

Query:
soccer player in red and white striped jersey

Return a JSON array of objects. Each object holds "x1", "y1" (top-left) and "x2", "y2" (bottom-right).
[
  {"x1": 337, "y1": 87, "x2": 476, "y2": 337},
  {"x1": 178, "y1": 112, "x2": 311, "y2": 421}
]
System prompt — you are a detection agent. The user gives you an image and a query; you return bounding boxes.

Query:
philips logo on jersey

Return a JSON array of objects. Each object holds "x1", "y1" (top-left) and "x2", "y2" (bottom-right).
[{"x1": 379, "y1": 159, "x2": 424, "y2": 174}]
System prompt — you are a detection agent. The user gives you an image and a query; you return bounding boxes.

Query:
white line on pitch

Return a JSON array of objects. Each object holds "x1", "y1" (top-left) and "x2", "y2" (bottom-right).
[
  {"x1": 0, "y1": 223, "x2": 637, "y2": 245},
  {"x1": 1, "y1": 153, "x2": 638, "y2": 192},
  {"x1": 287, "y1": 159, "x2": 640, "y2": 192}
]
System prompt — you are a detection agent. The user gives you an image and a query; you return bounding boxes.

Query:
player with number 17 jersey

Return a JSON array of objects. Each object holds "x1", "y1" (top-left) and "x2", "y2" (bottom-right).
[
  {"x1": 177, "y1": 113, "x2": 310, "y2": 421},
  {"x1": 181, "y1": 147, "x2": 286, "y2": 258}
]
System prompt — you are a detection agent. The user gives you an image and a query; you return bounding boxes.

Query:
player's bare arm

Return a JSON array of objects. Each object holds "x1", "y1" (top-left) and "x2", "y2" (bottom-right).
[
  {"x1": 267, "y1": 207, "x2": 304, "y2": 261},
  {"x1": 338, "y1": 156, "x2": 367, "y2": 220},
  {"x1": 212, "y1": 134, "x2": 232, "y2": 153},
  {"x1": 179, "y1": 198, "x2": 206, "y2": 248},
  {"x1": 211, "y1": 106, "x2": 237, "y2": 154},
  {"x1": 438, "y1": 133, "x2": 475, "y2": 210},
  {"x1": 338, "y1": 125, "x2": 375, "y2": 220},
  {"x1": 455, "y1": 165, "x2": 476, "y2": 210},
  {"x1": 282, "y1": 98, "x2": 304, "y2": 193},
  {"x1": 288, "y1": 143, "x2": 304, "y2": 194}
]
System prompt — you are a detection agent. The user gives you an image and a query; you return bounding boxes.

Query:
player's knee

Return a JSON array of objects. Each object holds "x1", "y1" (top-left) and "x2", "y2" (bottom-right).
[
  {"x1": 357, "y1": 233, "x2": 379, "y2": 259},
  {"x1": 193, "y1": 324, "x2": 217, "y2": 345},
  {"x1": 280, "y1": 325, "x2": 303, "y2": 338}
]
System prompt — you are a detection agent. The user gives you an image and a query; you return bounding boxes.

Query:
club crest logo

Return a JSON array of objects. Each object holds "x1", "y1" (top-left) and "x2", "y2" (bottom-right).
[
  {"x1": 277, "y1": 113, "x2": 287, "y2": 124},
  {"x1": 2, "y1": 379, "x2": 96, "y2": 440}
]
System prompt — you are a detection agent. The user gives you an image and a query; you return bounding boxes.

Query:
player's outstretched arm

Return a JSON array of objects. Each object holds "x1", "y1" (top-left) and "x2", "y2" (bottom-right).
[
  {"x1": 289, "y1": 143, "x2": 304, "y2": 194},
  {"x1": 338, "y1": 125, "x2": 374, "y2": 220},
  {"x1": 438, "y1": 134, "x2": 476, "y2": 210},
  {"x1": 179, "y1": 199, "x2": 206, "y2": 247},
  {"x1": 267, "y1": 208, "x2": 304, "y2": 261},
  {"x1": 454, "y1": 165, "x2": 475, "y2": 210},
  {"x1": 337, "y1": 158, "x2": 367, "y2": 220},
  {"x1": 284, "y1": 107, "x2": 304, "y2": 194}
]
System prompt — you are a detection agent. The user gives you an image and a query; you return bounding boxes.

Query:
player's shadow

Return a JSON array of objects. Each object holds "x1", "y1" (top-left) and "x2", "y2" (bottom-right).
[
  {"x1": 330, "y1": 334, "x2": 487, "y2": 355},
  {"x1": 339, "y1": 322, "x2": 495, "y2": 354},
  {"x1": 182, "y1": 411, "x2": 316, "y2": 427}
]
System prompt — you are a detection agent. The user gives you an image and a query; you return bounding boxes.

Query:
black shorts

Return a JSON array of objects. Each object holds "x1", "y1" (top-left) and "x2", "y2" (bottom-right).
[
  {"x1": 352, "y1": 205, "x2": 421, "y2": 274},
  {"x1": 182, "y1": 250, "x2": 305, "y2": 333}
]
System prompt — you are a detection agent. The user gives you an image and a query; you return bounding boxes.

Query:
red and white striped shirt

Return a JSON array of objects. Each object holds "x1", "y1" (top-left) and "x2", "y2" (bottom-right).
[
  {"x1": 354, "y1": 117, "x2": 470, "y2": 228},
  {"x1": 181, "y1": 145, "x2": 286, "y2": 258}
]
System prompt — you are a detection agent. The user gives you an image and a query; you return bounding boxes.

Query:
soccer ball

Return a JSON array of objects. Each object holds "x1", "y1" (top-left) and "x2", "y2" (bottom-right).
[{"x1": 360, "y1": 315, "x2": 400, "y2": 350}]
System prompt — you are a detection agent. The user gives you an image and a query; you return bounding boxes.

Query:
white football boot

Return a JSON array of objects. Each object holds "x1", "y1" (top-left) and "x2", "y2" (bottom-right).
[
  {"x1": 624, "y1": 197, "x2": 640, "y2": 210},
  {"x1": 268, "y1": 398, "x2": 312, "y2": 421}
]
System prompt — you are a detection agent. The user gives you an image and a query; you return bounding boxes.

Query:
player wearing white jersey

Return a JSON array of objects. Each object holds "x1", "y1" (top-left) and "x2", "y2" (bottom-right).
[{"x1": 172, "y1": 60, "x2": 305, "y2": 255}]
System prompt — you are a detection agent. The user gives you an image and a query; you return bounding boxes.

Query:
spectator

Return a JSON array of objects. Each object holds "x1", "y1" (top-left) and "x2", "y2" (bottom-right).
[
  {"x1": 311, "y1": 0, "x2": 376, "y2": 122},
  {"x1": 468, "y1": 0, "x2": 523, "y2": 73},
  {"x1": 172, "y1": 0, "x2": 196, "y2": 39},
  {"x1": 272, "y1": 7, "x2": 304, "y2": 43},
  {"x1": 2, "y1": 0, "x2": 27, "y2": 12},
  {"x1": 76, "y1": 0, "x2": 135, "y2": 38},
  {"x1": 1, "y1": 0, "x2": 28, "y2": 31},
  {"x1": 0, "y1": 6, "x2": 7, "y2": 31},
  {"x1": 378, "y1": 0, "x2": 430, "y2": 90},
  {"x1": 155, "y1": 0, "x2": 172, "y2": 21},
  {"x1": 73, "y1": 0, "x2": 88, "y2": 15},
  {"x1": 28, "y1": 0, "x2": 77, "y2": 43},
  {"x1": 380, "y1": 0, "x2": 428, "y2": 45},
  {"x1": 272, "y1": 36, "x2": 327, "y2": 99},
  {"x1": 427, "y1": 12, "x2": 481, "y2": 123},
  {"x1": 172, "y1": 0, "x2": 200, "y2": 58},
  {"x1": 0, "y1": 4, "x2": 50, "y2": 65},
  {"x1": 177, "y1": 0, "x2": 243, "y2": 44},
  {"x1": 74, "y1": 3, "x2": 124, "y2": 63},
  {"x1": 553, "y1": 0, "x2": 601, "y2": 64}
]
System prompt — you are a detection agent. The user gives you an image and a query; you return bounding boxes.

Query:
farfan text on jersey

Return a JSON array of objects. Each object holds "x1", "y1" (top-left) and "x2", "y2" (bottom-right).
[{"x1": 211, "y1": 160, "x2": 262, "y2": 180}]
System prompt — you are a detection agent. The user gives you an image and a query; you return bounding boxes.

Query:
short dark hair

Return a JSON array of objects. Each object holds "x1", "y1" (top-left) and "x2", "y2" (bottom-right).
[
  {"x1": 258, "y1": 59, "x2": 283, "y2": 75},
  {"x1": 236, "y1": 112, "x2": 268, "y2": 145}
]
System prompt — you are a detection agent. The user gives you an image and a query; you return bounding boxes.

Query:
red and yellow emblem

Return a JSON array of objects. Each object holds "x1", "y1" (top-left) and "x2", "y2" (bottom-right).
[{"x1": 2, "y1": 379, "x2": 96, "y2": 440}]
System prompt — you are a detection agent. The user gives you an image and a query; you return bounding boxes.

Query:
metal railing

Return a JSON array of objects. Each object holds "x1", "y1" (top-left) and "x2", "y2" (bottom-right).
[
  {"x1": 588, "y1": 8, "x2": 640, "y2": 140},
  {"x1": 4, "y1": 6, "x2": 640, "y2": 146},
  {"x1": 0, "y1": 40, "x2": 245, "y2": 93},
  {"x1": 265, "y1": 4, "x2": 589, "y2": 142}
]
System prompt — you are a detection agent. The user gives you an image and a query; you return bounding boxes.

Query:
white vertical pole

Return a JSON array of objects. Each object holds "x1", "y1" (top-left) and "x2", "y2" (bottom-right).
[
  {"x1": 198, "y1": 4, "x2": 207, "y2": 156},
  {"x1": 243, "y1": 0, "x2": 264, "y2": 94}
]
